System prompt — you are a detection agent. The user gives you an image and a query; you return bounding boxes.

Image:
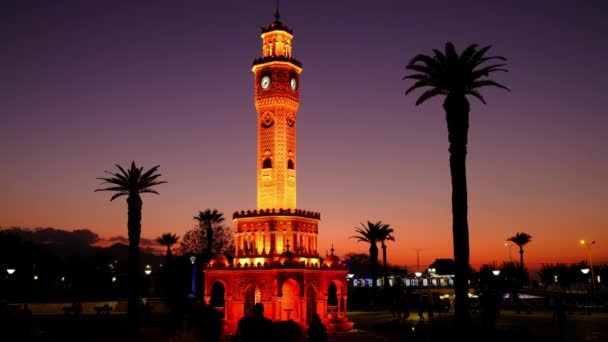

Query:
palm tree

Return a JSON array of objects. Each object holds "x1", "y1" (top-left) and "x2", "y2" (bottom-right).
[
  {"x1": 377, "y1": 223, "x2": 395, "y2": 289},
  {"x1": 156, "y1": 233, "x2": 179, "y2": 265},
  {"x1": 508, "y1": 232, "x2": 532, "y2": 270},
  {"x1": 403, "y1": 42, "x2": 509, "y2": 330},
  {"x1": 193, "y1": 209, "x2": 225, "y2": 262},
  {"x1": 96, "y1": 161, "x2": 166, "y2": 326},
  {"x1": 350, "y1": 221, "x2": 383, "y2": 291}
]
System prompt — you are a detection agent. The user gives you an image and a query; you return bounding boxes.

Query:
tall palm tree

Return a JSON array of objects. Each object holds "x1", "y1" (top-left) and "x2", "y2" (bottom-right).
[
  {"x1": 96, "y1": 161, "x2": 166, "y2": 326},
  {"x1": 508, "y1": 232, "x2": 532, "y2": 270},
  {"x1": 377, "y1": 223, "x2": 395, "y2": 289},
  {"x1": 403, "y1": 42, "x2": 509, "y2": 330},
  {"x1": 156, "y1": 233, "x2": 179, "y2": 265},
  {"x1": 193, "y1": 209, "x2": 225, "y2": 262},
  {"x1": 350, "y1": 221, "x2": 383, "y2": 291}
]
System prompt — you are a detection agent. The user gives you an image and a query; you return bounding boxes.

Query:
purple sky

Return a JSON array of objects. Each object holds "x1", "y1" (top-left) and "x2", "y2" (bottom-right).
[{"x1": 1, "y1": 0, "x2": 607, "y2": 270}]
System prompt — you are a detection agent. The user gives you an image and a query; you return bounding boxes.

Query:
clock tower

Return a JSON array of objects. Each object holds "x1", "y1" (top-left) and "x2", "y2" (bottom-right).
[
  {"x1": 204, "y1": 9, "x2": 352, "y2": 334},
  {"x1": 252, "y1": 10, "x2": 302, "y2": 210}
]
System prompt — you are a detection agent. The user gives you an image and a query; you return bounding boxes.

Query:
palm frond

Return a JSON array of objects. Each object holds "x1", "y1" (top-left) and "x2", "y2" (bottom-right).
[
  {"x1": 415, "y1": 88, "x2": 444, "y2": 105},
  {"x1": 466, "y1": 90, "x2": 487, "y2": 104}
]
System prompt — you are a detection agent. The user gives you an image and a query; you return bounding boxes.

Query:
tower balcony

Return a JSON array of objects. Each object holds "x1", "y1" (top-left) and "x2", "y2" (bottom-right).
[{"x1": 233, "y1": 208, "x2": 319, "y2": 220}]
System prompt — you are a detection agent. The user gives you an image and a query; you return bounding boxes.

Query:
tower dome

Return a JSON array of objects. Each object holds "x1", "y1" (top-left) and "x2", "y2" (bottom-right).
[
  {"x1": 209, "y1": 254, "x2": 230, "y2": 268},
  {"x1": 323, "y1": 245, "x2": 341, "y2": 268}
]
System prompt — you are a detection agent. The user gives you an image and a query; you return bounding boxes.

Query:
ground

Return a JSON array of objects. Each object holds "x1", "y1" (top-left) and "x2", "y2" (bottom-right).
[{"x1": 3, "y1": 308, "x2": 607, "y2": 341}]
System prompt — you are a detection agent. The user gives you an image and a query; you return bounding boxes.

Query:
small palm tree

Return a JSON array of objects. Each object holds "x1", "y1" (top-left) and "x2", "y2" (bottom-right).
[
  {"x1": 350, "y1": 221, "x2": 383, "y2": 291},
  {"x1": 96, "y1": 161, "x2": 166, "y2": 326},
  {"x1": 508, "y1": 232, "x2": 532, "y2": 270},
  {"x1": 403, "y1": 42, "x2": 509, "y2": 331},
  {"x1": 194, "y1": 209, "x2": 225, "y2": 262},
  {"x1": 377, "y1": 223, "x2": 395, "y2": 289},
  {"x1": 156, "y1": 233, "x2": 179, "y2": 264}
]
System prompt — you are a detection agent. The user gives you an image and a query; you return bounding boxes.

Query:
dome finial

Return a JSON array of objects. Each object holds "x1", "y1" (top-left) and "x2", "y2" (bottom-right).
[
  {"x1": 274, "y1": 0, "x2": 280, "y2": 21},
  {"x1": 330, "y1": 243, "x2": 335, "y2": 255}
]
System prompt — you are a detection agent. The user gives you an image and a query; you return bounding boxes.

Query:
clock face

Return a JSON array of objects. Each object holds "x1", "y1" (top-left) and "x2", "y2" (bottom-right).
[
  {"x1": 261, "y1": 76, "x2": 271, "y2": 89},
  {"x1": 290, "y1": 78, "x2": 297, "y2": 90}
]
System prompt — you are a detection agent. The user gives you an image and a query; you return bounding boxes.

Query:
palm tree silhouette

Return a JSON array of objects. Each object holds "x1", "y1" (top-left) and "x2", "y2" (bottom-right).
[
  {"x1": 377, "y1": 223, "x2": 395, "y2": 289},
  {"x1": 194, "y1": 209, "x2": 225, "y2": 262},
  {"x1": 404, "y1": 42, "x2": 509, "y2": 330},
  {"x1": 350, "y1": 221, "x2": 383, "y2": 291},
  {"x1": 96, "y1": 161, "x2": 166, "y2": 326},
  {"x1": 508, "y1": 232, "x2": 532, "y2": 270},
  {"x1": 156, "y1": 233, "x2": 179, "y2": 265}
]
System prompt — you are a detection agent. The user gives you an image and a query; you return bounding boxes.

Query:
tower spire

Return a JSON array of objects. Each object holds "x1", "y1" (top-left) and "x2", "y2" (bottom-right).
[{"x1": 274, "y1": 0, "x2": 280, "y2": 21}]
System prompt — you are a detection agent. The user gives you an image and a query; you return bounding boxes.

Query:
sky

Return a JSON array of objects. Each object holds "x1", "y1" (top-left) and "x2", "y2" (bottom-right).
[{"x1": 1, "y1": 0, "x2": 607, "y2": 273}]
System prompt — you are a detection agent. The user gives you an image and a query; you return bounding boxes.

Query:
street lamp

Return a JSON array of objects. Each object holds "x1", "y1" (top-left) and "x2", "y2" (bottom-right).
[
  {"x1": 581, "y1": 267, "x2": 591, "y2": 315},
  {"x1": 190, "y1": 256, "x2": 197, "y2": 298},
  {"x1": 505, "y1": 242, "x2": 513, "y2": 263},
  {"x1": 579, "y1": 240, "x2": 596, "y2": 297},
  {"x1": 145, "y1": 264, "x2": 152, "y2": 275},
  {"x1": 492, "y1": 270, "x2": 501, "y2": 276},
  {"x1": 6, "y1": 268, "x2": 15, "y2": 275}
]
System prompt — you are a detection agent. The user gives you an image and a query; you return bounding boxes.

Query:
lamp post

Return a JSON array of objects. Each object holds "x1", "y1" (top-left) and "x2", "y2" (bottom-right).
[
  {"x1": 581, "y1": 268, "x2": 591, "y2": 315},
  {"x1": 492, "y1": 270, "x2": 501, "y2": 277},
  {"x1": 505, "y1": 242, "x2": 513, "y2": 263},
  {"x1": 579, "y1": 240, "x2": 596, "y2": 297},
  {"x1": 190, "y1": 256, "x2": 197, "y2": 298}
]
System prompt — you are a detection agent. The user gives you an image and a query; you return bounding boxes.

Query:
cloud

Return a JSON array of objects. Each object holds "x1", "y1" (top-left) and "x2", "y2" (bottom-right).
[{"x1": 0, "y1": 226, "x2": 100, "y2": 246}]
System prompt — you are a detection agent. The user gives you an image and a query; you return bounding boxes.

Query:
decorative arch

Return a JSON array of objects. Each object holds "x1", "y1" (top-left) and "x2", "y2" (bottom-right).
[{"x1": 280, "y1": 278, "x2": 301, "y2": 321}]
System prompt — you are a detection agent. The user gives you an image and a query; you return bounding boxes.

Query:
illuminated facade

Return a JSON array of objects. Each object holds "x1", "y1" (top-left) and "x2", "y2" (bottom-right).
[{"x1": 203, "y1": 10, "x2": 352, "y2": 334}]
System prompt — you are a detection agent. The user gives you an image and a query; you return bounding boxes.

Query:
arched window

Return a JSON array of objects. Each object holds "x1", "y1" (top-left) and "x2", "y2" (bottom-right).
[
  {"x1": 263, "y1": 157, "x2": 272, "y2": 169},
  {"x1": 287, "y1": 159, "x2": 295, "y2": 170}
]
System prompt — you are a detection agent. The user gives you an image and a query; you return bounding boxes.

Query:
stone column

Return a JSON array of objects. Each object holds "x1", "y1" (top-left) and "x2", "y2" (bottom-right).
[{"x1": 342, "y1": 295, "x2": 348, "y2": 319}]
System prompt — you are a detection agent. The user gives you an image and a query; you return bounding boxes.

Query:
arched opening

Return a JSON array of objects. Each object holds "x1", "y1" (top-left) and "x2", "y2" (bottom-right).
[
  {"x1": 244, "y1": 285, "x2": 261, "y2": 318},
  {"x1": 327, "y1": 282, "x2": 338, "y2": 306},
  {"x1": 210, "y1": 281, "x2": 225, "y2": 318},
  {"x1": 305, "y1": 285, "x2": 317, "y2": 324},
  {"x1": 262, "y1": 157, "x2": 272, "y2": 169},
  {"x1": 287, "y1": 159, "x2": 294, "y2": 170},
  {"x1": 281, "y1": 279, "x2": 300, "y2": 321}
]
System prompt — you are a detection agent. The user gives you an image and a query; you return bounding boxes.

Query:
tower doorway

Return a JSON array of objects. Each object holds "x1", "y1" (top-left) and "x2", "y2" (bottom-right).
[
  {"x1": 210, "y1": 282, "x2": 225, "y2": 318},
  {"x1": 244, "y1": 285, "x2": 261, "y2": 318},
  {"x1": 281, "y1": 279, "x2": 300, "y2": 321}
]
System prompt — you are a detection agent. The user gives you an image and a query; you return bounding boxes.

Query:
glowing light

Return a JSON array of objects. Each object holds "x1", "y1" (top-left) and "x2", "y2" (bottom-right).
[
  {"x1": 6, "y1": 268, "x2": 15, "y2": 275},
  {"x1": 112, "y1": 276, "x2": 117, "y2": 283},
  {"x1": 415, "y1": 272, "x2": 422, "y2": 277},
  {"x1": 33, "y1": 275, "x2": 38, "y2": 280},
  {"x1": 492, "y1": 270, "x2": 501, "y2": 276},
  {"x1": 145, "y1": 264, "x2": 152, "y2": 275},
  {"x1": 581, "y1": 268, "x2": 590, "y2": 274}
]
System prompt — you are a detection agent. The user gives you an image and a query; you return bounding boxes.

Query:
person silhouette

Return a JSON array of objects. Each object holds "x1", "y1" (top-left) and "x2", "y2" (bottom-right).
[
  {"x1": 236, "y1": 303, "x2": 273, "y2": 342},
  {"x1": 306, "y1": 313, "x2": 327, "y2": 342}
]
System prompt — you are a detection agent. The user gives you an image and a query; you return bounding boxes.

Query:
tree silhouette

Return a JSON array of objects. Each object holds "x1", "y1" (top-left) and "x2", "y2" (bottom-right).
[
  {"x1": 193, "y1": 209, "x2": 225, "y2": 262},
  {"x1": 508, "y1": 232, "x2": 532, "y2": 270},
  {"x1": 350, "y1": 221, "x2": 383, "y2": 291},
  {"x1": 96, "y1": 161, "x2": 166, "y2": 326},
  {"x1": 403, "y1": 42, "x2": 509, "y2": 331},
  {"x1": 156, "y1": 233, "x2": 179, "y2": 265},
  {"x1": 377, "y1": 223, "x2": 395, "y2": 289}
]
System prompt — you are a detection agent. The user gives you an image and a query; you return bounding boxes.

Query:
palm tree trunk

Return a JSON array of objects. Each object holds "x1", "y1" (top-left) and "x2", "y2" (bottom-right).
[
  {"x1": 519, "y1": 247, "x2": 524, "y2": 270},
  {"x1": 370, "y1": 244, "x2": 379, "y2": 291},
  {"x1": 206, "y1": 222, "x2": 214, "y2": 262},
  {"x1": 382, "y1": 243, "x2": 388, "y2": 289},
  {"x1": 127, "y1": 194, "x2": 142, "y2": 328},
  {"x1": 444, "y1": 94, "x2": 471, "y2": 333}
]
